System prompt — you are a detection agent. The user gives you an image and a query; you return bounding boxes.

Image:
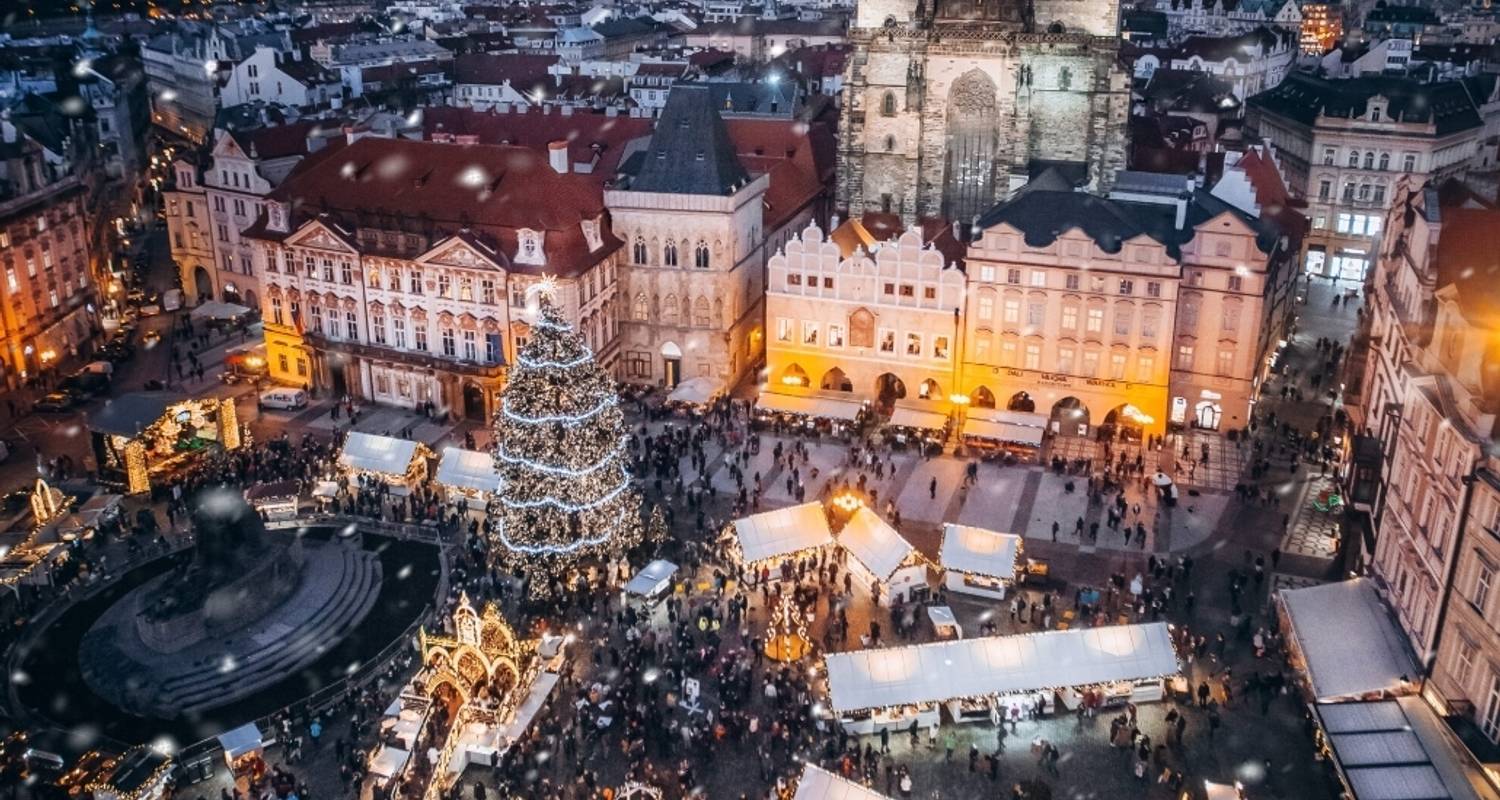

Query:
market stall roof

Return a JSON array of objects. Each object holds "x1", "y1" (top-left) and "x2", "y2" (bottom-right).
[
  {"x1": 940, "y1": 523, "x2": 1021, "y2": 579},
  {"x1": 340, "y1": 432, "x2": 421, "y2": 477},
  {"x1": 667, "y1": 376, "x2": 724, "y2": 405},
  {"x1": 190, "y1": 300, "x2": 252, "y2": 320},
  {"x1": 793, "y1": 764, "x2": 894, "y2": 800},
  {"x1": 368, "y1": 746, "x2": 410, "y2": 779},
  {"x1": 823, "y1": 622, "x2": 1180, "y2": 713},
  {"x1": 435, "y1": 447, "x2": 502, "y2": 494},
  {"x1": 756, "y1": 390, "x2": 864, "y2": 421},
  {"x1": 886, "y1": 402, "x2": 948, "y2": 431},
  {"x1": 732, "y1": 502, "x2": 834, "y2": 565},
  {"x1": 217, "y1": 723, "x2": 263, "y2": 760},
  {"x1": 963, "y1": 410, "x2": 1047, "y2": 446},
  {"x1": 88, "y1": 392, "x2": 190, "y2": 437},
  {"x1": 626, "y1": 559, "x2": 678, "y2": 596},
  {"x1": 1315, "y1": 697, "x2": 1497, "y2": 800},
  {"x1": 839, "y1": 506, "x2": 918, "y2": 581},
  {"x1": 100, "y1": 747, "x2": 171, "y2": 797},
  {"x1": 1279, "y1": 578, "x2": 1419, "y2": 701}
]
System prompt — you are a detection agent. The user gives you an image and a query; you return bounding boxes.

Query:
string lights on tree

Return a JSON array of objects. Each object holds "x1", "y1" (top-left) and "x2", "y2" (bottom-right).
[{"x1": 489, "y1": 295, "x2": 642, "y2": 596}]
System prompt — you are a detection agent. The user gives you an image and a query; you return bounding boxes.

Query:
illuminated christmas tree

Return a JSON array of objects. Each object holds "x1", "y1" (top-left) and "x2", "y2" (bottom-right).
[
  {"x1": 490, "y1": 295, "x2": 642, "y2": 596},
  {"x1": 764, "y1": 593, "x2": 811, "y2": 662}
]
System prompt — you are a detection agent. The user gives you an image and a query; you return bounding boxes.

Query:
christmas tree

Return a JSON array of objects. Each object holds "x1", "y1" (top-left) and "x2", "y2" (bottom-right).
[{"x1": 491, "y1": 297, "x2": 642, "y2": 596}]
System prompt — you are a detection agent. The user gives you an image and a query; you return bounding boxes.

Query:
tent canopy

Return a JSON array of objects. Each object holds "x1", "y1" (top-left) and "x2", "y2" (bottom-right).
[
  {"x1": 668, "y1": 376, "x2": 724, "y2": 405},
  {"x1": 1279, "y1": 578, "x2": 1419, "y2": 701},
  {"x1": 190, "y1": 300, "x2": 252, "y2": 320},
  {"x1": 1316, "y1": 697, "x2": 1494, "y2": 800},
  {"x1": 793, "y1": 764, "x2": 894, "y2": 800},
  {"x1": 824, "y1": 622, "x2": 1180, "y2": 713},
  {"x1": 340, "y1": 432, "x2": 421, "y2": 477},
  {"x1": 368, "y1": 746, "x2": 410, "y2": 779},
  {"x1": 732, "y1": 502, "x2": 834, "y2": 565},
  {"x1": 757, "y1": 390, "x2": 864, "y2": 421},
  {"x1": 626, "y1": 559, "x2": 679, "y2": 596},
  {"x1": 217, "y1": 723, "x2": 263, "y2": 760},
  {"x1": 839, "y1": 507, "x2": 917, "y2": 581},
  {"x1": 435, "y1": 447, "x2": 501, "y2": 494},
  {"x1": 89, "y1": 392, "x2": 190, "y2": 437},
  {"x1": 940, "y1": 523, "x2": 1021, "y2": 579},
  {"x1": 886, "y1": 403, "x2": 948, "y2": 431},
  {"x1": 964, "y1": 410, "x2": 1047, "y2": 445}
]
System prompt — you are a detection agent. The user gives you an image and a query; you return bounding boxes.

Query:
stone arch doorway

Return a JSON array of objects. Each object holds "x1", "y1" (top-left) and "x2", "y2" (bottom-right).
[
  {"x1": 243, "y1": 289, "x2": 258, "y2": 314},
  {"x1": 780, "y1": 363, "x2": 809, "y2": 387},
  {"x1": 972, "y1": 386, "x2": 996, "y2": 409},
  {"x1": 193, "y1": 265, "x2": 213, "y2": 302},
  {"x1": 1194, "y1": 400, "x2": 1222, "y2": 431},
  {"x1": 1049, "y1": 396, "x2": 1090, "y2": 436},
  {"x1": 875, "y1": 373, "x2": 906, "y2": 411},
  {"x1": 462, "y1": 383, "x2": 487, "y2": 422},
  {"x1": 221, "y1": 282, "x2": 242, "y2": 305},
  {"x1": 1008, "y1": 391, "x2": 1036, "y2": 412},
  {"x1": 943, "y1": 69, "x2": 1000, "y2": 224},
  {"x1": 1101, "y1": 404, "x2": 1150, "y2": 443},
  {"x1": 820, "y1": 367, "x2": 852, "y2": 392},
  {"x1": 661, "y1": 341, "x2": 683, "y2": 387},
  {"x1": 917, "y1": 378, "x2": 942, "y2": 400}
]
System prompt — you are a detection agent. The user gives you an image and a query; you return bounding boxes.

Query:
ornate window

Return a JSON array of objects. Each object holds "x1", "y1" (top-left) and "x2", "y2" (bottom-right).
[
  {"x1": 881, "y1": 91, "x2": 897, "y2": 116},
  {"x1": 633, "y1": 293, "x2": 648, "y2": 320},
  {"x1": 664, "y1": 240, "x2": 678, "y2": 267},
  {"x1": 694, "y1": 241, "x2": 710, "y2": 269},
  {"x1": 693, "y1": 296, "x2": 711, "y2": 327},
  {"x1": 633, "y1": 236, "x2": 648, "y2": 265}
]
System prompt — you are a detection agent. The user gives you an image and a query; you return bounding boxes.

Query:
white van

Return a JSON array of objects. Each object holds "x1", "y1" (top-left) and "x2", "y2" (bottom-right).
[{"x1": 258, "y1": 388, "x2": 308, "y2": 410}]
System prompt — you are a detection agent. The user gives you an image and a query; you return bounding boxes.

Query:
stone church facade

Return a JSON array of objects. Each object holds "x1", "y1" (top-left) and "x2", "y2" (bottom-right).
[{"x1": 837, "y1": 0, "x2": 1132, "y2": 225}]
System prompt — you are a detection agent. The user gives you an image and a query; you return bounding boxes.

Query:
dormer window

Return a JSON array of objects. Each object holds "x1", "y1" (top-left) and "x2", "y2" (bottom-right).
[
  {"x1": 581, "y1": 218, "x2": 602, "y2": 251},
  {"x1": 517, "y1": 229, "x2": 545, "y2": 265},
  {"x1": 1370, "y1": 103, "x2": 1384, "y2": 122}
]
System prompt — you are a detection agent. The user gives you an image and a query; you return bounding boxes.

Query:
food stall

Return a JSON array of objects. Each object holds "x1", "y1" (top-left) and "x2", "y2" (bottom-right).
[
  {"x1": 1276, "y1": 578, "x2": 1420, "y2": 702},
  {"x1": 217, "y1": 723, "x2": 264, "y2": 774},
  {"x1": 189, "y1": 300, "x2": 252, "y2": 323},
  {"x1": 338, "y1": 432, "x2": 432, "y2": 494},
  {"x1": 625, "y1": 559, "x2": 678, "y2": 603},
  {"x1": 435, "y1": 447, "x2": 502, "y2": 503},
  {"x1": 54, "y1": 493, "x2": 123, "y2": 542},
  {"x1": 939, "y1": 523, "x2": 1022, "y2": 600},
  {"x1": 927, "y1": 606, "x2": 962, "y2": 639},
  {"x1": 666, "y1": 376, "x2": 724, "y2": 409},
  {"x1": 792, "y1": 763, "x2": 894, "y2": 800},
  {"x1": 89, "y1": 392, "x2": 242, "y2": 495},
  {"x1": 881, "y1": 401, "x2": 951, "y2": 454},
  {"x1": 753, "y1": 387, "x2": 868, "y2": 438},
  {"x1": 961, "y1": 410, "x2": 1048, "y2": 462},
  {"x1": 822, "y1": 623, "x2": 1180, "y2": 733},
  {"x1": 85, "y1": 746, "x2": 173, "y2": 800},
  {"x1": 836, "y1": 507, "x2": 929, "y2": 606},
  {"x1": 729, "y1": 502, "x2": 835, "y2": 575},
  {"x1": 245, "y1": 481, "x2": 300, "y2": 521}
]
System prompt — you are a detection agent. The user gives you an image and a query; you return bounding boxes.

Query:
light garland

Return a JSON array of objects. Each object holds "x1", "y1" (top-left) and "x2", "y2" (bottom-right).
[
  {"x1": 501, "y1": 395, "x2": 617, "y2": 425},
  {"x1": 500, "y1": 476, "x2": 632, "y2": 511},
  {"x1": 515, "y1": 349, "x2": 596, "y2": 369},
  {"x1": 495, "y1": 439, "x2": 625, "y2": 477},
  {"x1": 492, "y1": 517, "x2": 621, "y2": 555}
]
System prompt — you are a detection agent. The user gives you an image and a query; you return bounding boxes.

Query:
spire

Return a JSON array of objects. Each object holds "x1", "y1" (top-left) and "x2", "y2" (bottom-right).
[{"x1": 627, "y1": 84, "x2": 749, "y2": 196}]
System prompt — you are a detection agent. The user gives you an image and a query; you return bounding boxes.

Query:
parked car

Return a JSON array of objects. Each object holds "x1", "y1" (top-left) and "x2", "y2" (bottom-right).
[
  {"x1": 59, "y1": 372, "x2": 109, "y2": 398},
  {"x1": 33, "y1": 392, "x2": 77, "y2": 412},
  {"x1": 258, "y1": 388, "x2": 309, "y2": 410},
  {"x1": 100, "y1": 340, "x2": 134, "y2": 362}
]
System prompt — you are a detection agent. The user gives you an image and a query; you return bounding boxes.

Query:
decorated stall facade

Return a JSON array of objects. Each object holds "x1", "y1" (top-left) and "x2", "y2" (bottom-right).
[
  {"x1": 339, "y1": 432, "x2": 433, "y2": 493},
  {"x1": 729, "y1": 502, "x2": 836, "y2": 575},
  {"x1": 90, "y1": 392, "x2": 242, "y2": 494},
  {"x1": 435, "y1": 447, "x2": 502, "y2": 502},
  {"x1": 754, "y1": 386, "x2": 869, "y2": 438},
  {"x1": 961, "y1": 409, "x2": 1047, "y2": 460},
  {"x1": 939, "y1": 523, "x2": 1022, "y2": 600},
  {"x1": 836, "y1": 507, "x2": 928, "y2": 606}
]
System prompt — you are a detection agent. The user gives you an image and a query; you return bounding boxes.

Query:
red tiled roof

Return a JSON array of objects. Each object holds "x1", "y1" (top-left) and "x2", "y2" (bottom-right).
[
  {"x1": 422, "y1": 106, "x2": 652, "y2": 184},
  {"x1": 250, "y1": 137, "x2": 617, "y2": 277},
  {"x1": 230, "y1": 119, "x2": 344, "y2": 160},
  {"x1": 726, "y1": 117, "x2": 835, "y2": 231}
]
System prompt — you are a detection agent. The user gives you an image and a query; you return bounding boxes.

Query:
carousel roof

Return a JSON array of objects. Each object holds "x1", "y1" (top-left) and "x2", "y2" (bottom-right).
[{"x1": 88, "y1": 392, "x2": 190, "y2": 438}]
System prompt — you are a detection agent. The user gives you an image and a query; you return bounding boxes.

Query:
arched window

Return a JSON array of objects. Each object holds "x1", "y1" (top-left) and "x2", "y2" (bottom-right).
[
  {"x1": 1363, "y1": 151, "x2": 1375, "y2": 169},
  {"x1": 632, "y1": 236, "x2": 647, "y2": 265},
  {"x1": 694, "y1": 241, "x2": 710, "y2": 269},
  {"x1": 1347, "y1": 150, "x2": 1359, "y2": 168},
  {"x1": 693, "y1": 296, "x2": 711, "y2": 327},
  {"x1": 885, "y1": 134, "x2": 897, "y2": 152},
  {"x1": 662, "y1": 293, "x2": 678, "y2": 324},
  {"x1": 881, "y1": 91, "x2": 897, "y2": 116},
  {"x1": 632, "y1": 292, "x2": 648, "y2": 321},
  {"x1": 663, "y1": 240, "x2": 678, "y2": 267},
  {"x1": 1378, "y1": 152, "x2": 1390, "y2": 171}
]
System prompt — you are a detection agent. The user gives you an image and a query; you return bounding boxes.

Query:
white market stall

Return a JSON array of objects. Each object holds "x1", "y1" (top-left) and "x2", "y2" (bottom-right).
[
  {"x1": 339, "y1": 432, "x2": 431, "y2": 492},
  {"x1": 217, "y1": 723, "x2": 264, "y2": 773},
  {"x1": 1277, "y1": 578, "x2": 1420, "y2": 702},
  {"x1": 755, "y1": 389, "x2": 867, "y2": 438},
  {"x1": 730, "y1": 502, "x2": 835, "y2": 573},
  {"x1": 822, "y1": 623, "x2": 1180, "y2": 733},
  {"x1": 244, "y1": 481, "x2": 299, "y2": 520},
  {"x1": 667, "y1": 376, "x2": 724, "y2": 406},
  {"x1": 939, "y1": 523, "x2": 1022, "y2": 600},
  {"x1": 793, "y1": 763, "x2": 894, "y2": 800},
  {"x1": 927, "y1": 606, "x2": 962, "y2": 639},
  {"x1": 368, "y1": 746, "x2": 410, "y2": 780},
  {"x1": 189, "y1": 300, "x2": 252, "y2": 321},
  {"x1": 962, "y1": 410, "x2": 1047, "y2": 459},
  {"x1": 435, "y1": 447, "x2": 502, "y2": 500},
  {"x1": 837, "y1": 507, "x2": 928, "y2": 606},
  {"x1": 626, "y1": 559, "x2": 678, "y2": 601}
]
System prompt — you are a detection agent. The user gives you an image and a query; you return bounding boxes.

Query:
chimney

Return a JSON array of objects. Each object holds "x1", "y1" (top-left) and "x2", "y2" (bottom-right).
[
  {"x1": 952, "y1": 220, "x2": 961, "y2": 240},
  {"x1": 1174, "y1": 176, "x2": 1193, "y2": 229},
  {"x1": 549, "y1": 140, "x2": 569, "y2": 174},
  {"x1": 561, "y1": 104, "x2": 574, "y2": 116}
]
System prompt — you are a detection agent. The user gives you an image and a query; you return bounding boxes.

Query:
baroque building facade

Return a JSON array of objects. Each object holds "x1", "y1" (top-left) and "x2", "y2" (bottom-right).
[{"x1": 836, "y1": 0, "x2": 1131, "y2": 225}]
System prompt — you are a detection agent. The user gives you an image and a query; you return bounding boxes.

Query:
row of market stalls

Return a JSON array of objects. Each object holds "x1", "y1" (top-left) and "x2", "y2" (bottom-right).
[
  {"x1": 729, "y1": 503, "x2": 1028, "y2": 605},
  {"x1": 0, "y1": 479, "x2": 124, "y2": 592},
  {"x1": 1277, "y1": 578, "x2": 1499, "y2": 800}
]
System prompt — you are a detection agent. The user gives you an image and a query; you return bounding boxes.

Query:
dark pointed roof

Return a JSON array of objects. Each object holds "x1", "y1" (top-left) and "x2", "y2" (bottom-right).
[{"x1": 627, "y1": 84, "x2": 750, "y2": 195}]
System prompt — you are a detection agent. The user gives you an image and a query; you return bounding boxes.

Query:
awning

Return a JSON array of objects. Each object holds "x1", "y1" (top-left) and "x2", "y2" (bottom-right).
[
  {"x1": 793, "y1": 764, "x2": 894, "y2": 800},
  {"x1": 88, "y1": 392, "x2": 190, "y2": 438},
  {"x1": 732, "y1": 502, "x2": 834, "y2": 565},
  {"x1": 217, "y1": 723, "x2": 263, "y2": 760},
  {"x1": 1279, "y1": 578, "x2": 1419, "y2": 701},
  {"x1": 368, "y1": 746, "x2": 410, "y2": 779},
  {"x1": 340, "y1": 432, "x2": 420, "y2": 477},
  {"x1": 824, "y1": 623, "x2": 1180, "y2": 713},
  {"x1": 839, "y1": 507, "x2": 917, "y2": 581},
  {"x1": 668, "y1": 376, "x2": 724, "y2": 405},
  {"x1": 190, "y1": 300, "x2": 252, "y2": 320},
  {"x1": 756, "y1": 390, "x2": 864, "y2": 421},
  {"x1": 940, "y1": 523, "x2": 1021, "y2": 579},
  {"x1": 1316, "y1": 697, "x2": 1495, "y2": 800},
  {"x1": 626, "y1": 559, "x2": 678, "y2": 596},
  {"x1": 886, "y1": 403, "x2": 948, "y2": 431},
  {"x1": 963, "y1": 410, "x2": 1047, "y2": 446},
  {"x1": 435, "y1": 447, "x2": 501, "y2": 494}
]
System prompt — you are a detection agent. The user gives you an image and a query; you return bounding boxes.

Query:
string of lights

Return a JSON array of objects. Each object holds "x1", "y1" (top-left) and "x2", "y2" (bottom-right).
[
  {"x1": 495, "y1": 439, "x2": 626, "y2": 477},
  {"x1": 501, "y1": 395, "x2": 618, "y2": 425}
]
